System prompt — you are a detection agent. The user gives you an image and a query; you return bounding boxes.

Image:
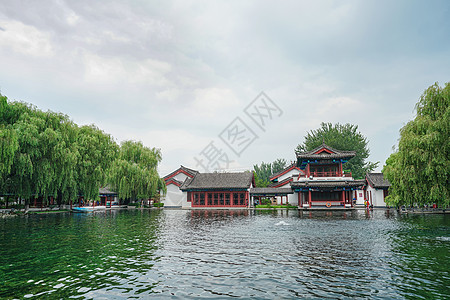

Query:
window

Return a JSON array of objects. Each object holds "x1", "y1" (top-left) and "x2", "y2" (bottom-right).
[
  {"x1": 193, "y1": 193, "x2": 199, "y2": 205},
  {"x1": 200, "y1": 193, "x2": 205, "y2": 205},
  {"x1": 190, "y1": 191, "x2": 247, "y2": 206},
  {"x1": 233, "y1": 193, "x2": 239, "y2": 206},
  {"x1": 311, "y1": 192, "x2": 339, "y2": 201},
  {"x1": 225, "y1": 193, "x2": 230, "y2": 205},
  {"x1": 207, "y1": 193, "x2": 213, "y2": 206}
]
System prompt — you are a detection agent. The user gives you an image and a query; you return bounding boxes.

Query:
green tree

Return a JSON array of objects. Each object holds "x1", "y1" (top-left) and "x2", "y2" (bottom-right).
[
  {"x1": 383, "y1": 82, "x2": 449, "y2": 208},
  {"x1": 0, "y1": 99, "x2": 81, "y2": 210},
  {"x1": 1, "y1": 94, "x2": 167, "y2": 209},
  {"x1": 76, "y1": 125, "x2": 118, "y2": 201},
  {"x1": 0, "y1": 95, "x2": 19, "y2": 178},
  {"x1": 108, "y1": 141, "x2": 166, "y2": 203},
  {"x1": 253, "y1": 159, "x2": 288, "y2": 187},
  {"x1": 272, "y1": 158, "x2": 288, "y2": 174},
  {"x1": 295, "y1": 123, "x2": 378, "y2": 179}
]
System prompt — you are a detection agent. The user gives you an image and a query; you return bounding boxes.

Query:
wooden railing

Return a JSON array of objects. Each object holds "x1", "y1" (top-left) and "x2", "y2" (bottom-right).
[
  {"x1": 297, "y1": 171, "x2": 353, "y2": 178},
  {"x1": 310, "y1": 171, "x2": 340, "y2": 177}
]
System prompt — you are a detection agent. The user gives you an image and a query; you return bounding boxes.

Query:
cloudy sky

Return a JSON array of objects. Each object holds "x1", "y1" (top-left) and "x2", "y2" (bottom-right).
[{"x1": 1, "y1": 0, "x2": 449, "y2": 176}]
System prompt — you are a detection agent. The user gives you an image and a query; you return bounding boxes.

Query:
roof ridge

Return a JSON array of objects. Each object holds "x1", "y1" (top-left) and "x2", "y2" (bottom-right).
[{"x1": 269, "y1": 162, "x2": 297, "y2": 180}]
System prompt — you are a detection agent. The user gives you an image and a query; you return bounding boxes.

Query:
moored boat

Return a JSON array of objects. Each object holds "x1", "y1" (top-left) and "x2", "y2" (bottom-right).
[{"x1": 71, "y1": 206, "x2": 94, "y2": 213}]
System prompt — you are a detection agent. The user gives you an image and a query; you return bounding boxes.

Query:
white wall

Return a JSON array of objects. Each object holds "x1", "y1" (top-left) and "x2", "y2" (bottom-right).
[
  {"x1": 162, "y1": 184, "x2": 184, "y2": 207},
  {"x1": 366, "y1": 185, "x2": 387, "y2": 207},
  {"x1": 172, "y1": 172, "x2": 190, "y2": 182},
  {"x1": 181, "y1": 191, "x2": 191, "y2": 209},
  {"x1": 276, "y1": 169, "x2": 301, "y2": 182},
  {"x1": 288, "y1": 193, "x2": 298, "y2": 205},
  {"x1": 354, "y1": 189, "x2": 365, "y2": 206}
]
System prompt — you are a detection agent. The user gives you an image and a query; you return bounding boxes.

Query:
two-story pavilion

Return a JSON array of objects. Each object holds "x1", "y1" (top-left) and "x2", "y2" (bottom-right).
[{"x1": 292, "y1": 143, "x2": 365, "y2": 208}]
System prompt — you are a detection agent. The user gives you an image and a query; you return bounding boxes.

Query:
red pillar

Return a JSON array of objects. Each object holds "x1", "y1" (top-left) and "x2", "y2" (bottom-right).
[{"x1": 308, "y1": 190, "x2": 312, "y2": 207}]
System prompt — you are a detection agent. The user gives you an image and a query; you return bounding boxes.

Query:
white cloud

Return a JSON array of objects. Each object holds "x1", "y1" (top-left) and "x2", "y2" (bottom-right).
[
  {"x1": 81, "y1": 52, "x2": 172, "y2": 88},
  {"x1": 0, "y1": 20, "x2": 54, "y2": 57},
  {"x1": 192, "y1": 87, "x2": 240, "y2": 118},
  {"x1": 0, "y1": 0, "x2": 449, "y2": 174}
]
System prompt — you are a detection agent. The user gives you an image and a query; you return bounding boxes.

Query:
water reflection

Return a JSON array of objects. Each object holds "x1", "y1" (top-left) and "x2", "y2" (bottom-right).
[
  {"x1": 0, "y1": 209, "x2": 448, "y2": 299},
  {"x1": 0, "y1": 210, "x2": 162, "y2": 299}
]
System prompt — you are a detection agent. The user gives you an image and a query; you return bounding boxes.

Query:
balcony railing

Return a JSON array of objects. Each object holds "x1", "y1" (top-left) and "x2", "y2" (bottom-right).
[
  {"x1": 310, "y1": 171, "x2": 340, "y2": 177},
  {"x1": 308, "y1": 171, "x2": 352, "y2": 177}
]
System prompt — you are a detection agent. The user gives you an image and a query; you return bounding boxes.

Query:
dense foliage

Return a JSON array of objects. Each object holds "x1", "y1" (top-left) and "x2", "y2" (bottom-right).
[
  {"x1": 253, "y1": 158, "x2": 288, "y2": 187},
  {"x1": 108, "y1": 141, "x2": 166, "y2": 202},
  {"x1": 383, "y1": 83, "x2": 449, "y2": 208},
  {"x1": 0, "y1": 94, "x2": 165, "y2": 207},
  {"x1": 295, "y1": 123, "x2": 378, "y2": 179}
]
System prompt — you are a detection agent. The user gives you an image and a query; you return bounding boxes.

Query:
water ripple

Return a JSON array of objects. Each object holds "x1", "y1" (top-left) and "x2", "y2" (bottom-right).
[{"x1": 0, "y1": 209, "x2": 449, "y2": 298}]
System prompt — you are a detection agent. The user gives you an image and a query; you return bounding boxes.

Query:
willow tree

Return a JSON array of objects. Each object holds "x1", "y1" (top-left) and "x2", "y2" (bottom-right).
[
  {"x1": 108, "y1": 141, "x2": 166, "y2": 203},
  {"x1": 76, "y1": 125, "x2": 118, "y2": 202},
  {"x1": 295, "y1": 123, "x2": 378, "y2": 179},
  {"x1": 383, "y1": 82, "x2": 449, "y2": 208},
  {"x1": 0, "y1": 95, "x2": 19, "y2": 179},
  {"x1": 5, "y1": 103, "x2": 80, "y2": 208}
]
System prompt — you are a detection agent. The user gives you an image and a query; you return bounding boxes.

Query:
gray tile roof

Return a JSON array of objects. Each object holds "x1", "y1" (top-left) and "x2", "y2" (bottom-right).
[
  {"x1": 165, "y1": 178, "x2": 183, "y2": 186},
  {"x1": 250, "y1": 188, "x2": 293, "y2": 195},
  {"x1": 180, "y1": 172, "x2": 254, "y2": 191},
  {"x1": 268, "y1": 176, "x2": 293, "y2": 187},
  {"x1": 269, "y1": 163, "x2": 304, "y2": 180},
  {"x1": 163, "y1": 165, "x2": 199, "y2": 181},
  {"x1": 291, "y1": 179, "x2": 365, "y2": 189},
  {"x1": 296, "y1": 143, "x2": 356, "y2": 160},
  {"x1": 99, "y1": 186, "x2": 117, "y2": 195},
  {"x1": 366, "y1": 173, "x2": 390, "y2": 188}
]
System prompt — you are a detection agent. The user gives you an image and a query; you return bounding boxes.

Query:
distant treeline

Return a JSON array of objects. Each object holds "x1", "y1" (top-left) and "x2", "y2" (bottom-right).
[{"x1": 0, "y1": 94, "x2": 166, "y2": 208}]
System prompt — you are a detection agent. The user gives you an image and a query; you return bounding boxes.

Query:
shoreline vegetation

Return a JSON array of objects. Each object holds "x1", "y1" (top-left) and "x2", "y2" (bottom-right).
[
  {"x1": 1, "y1": 206, "x2": 447, "y2": 217},
  {"x1": 0, "y1": 93, "x2": 166, "y2": 212},
  {"x1": 1, "y1": 83, "x2": 448, "y2": 211}
]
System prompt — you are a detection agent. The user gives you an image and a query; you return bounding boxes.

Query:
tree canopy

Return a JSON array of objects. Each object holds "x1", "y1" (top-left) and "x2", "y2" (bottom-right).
[
  {"x1": 295, "y1": 122, "x2": 378, "y2": 179},
  {"x1": 108, "y1": 141, "x2": 166, "y2": 202},
  {"x1": 253, "y1": 158, "x2": 288, "y2": 187},
  {"x1": 0, "y1": 94, "x2": 165, "y2": 206},
  {"x1": 383, "y1": 82, "x2": 449, "y2": 208}
]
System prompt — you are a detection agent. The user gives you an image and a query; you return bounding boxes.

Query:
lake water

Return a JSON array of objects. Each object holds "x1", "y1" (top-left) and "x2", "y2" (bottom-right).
[{"x1": 0, "y1": 209, "x2": 449, "y2": 299}]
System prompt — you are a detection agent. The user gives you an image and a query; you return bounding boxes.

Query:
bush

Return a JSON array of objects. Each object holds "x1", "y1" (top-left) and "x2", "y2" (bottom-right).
[
  {"x1": 153, "y1": 202, "x2": 164, "y2": 207},
  {"x1": 256, "y1": 204, "x2": 297, "y2": 209},
  {"x1": 261, "y1": 198, "x2": 272, "y2": 205}
]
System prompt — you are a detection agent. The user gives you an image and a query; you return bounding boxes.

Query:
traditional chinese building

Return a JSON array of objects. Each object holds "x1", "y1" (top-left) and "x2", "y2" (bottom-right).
[
  {"x1": 180, "y1": 172, "x2": 254, "y2": 208},
  {"x1": 365, "y1": 172, "x2": 390, "y2": 207},
  {"x1": 162, "y1": 165, "x2": 199, "y2": 208},
  {"x1": 162, "y1": 144, "x2": 369, "y2": 210},
  {"x1": 291, "y1": 143, "x2": 365, "y2": 208},
  {"x1": 99, "y1": 186, "x2": 119, "y2": 206}
]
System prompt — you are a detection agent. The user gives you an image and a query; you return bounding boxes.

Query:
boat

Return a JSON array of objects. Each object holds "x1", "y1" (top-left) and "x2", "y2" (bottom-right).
[
  {"x1": 93, "y1": 205, "x2": 107, "y2": 211},
  {"x1": 71, "y1": 206, "x2": 94, "y2": 213}
]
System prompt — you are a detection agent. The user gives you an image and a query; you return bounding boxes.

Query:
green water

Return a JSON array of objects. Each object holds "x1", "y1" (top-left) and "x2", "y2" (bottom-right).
[{"x1": 0, "y1": 209, "x2": 449, "y2": 299}]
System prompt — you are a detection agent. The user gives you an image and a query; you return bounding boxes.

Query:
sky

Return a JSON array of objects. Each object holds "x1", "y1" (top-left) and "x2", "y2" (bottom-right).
[{"x1": 0, "y1": 0, "x2": 449, "y2": 176}]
